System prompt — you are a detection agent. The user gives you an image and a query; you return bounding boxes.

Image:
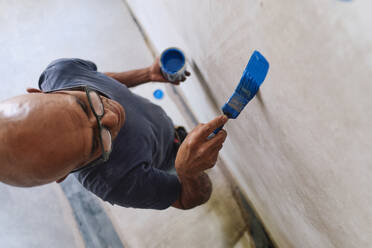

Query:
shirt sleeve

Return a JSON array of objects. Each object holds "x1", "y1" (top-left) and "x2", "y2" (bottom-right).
[{"x1": 105, "y1": 162, "x2": 181, "y2": 210}]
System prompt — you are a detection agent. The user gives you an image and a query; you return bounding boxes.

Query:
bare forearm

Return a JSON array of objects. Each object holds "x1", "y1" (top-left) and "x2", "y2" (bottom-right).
[
  {"x1": 105, "y1": 67, "x2": 151, "y2": 88},
  {"x1": 171, "y1": 115, "x2": 227, "y2": 210},
  {"x1": 172, "y1": 172, "x2": 212, "y2": 210}
]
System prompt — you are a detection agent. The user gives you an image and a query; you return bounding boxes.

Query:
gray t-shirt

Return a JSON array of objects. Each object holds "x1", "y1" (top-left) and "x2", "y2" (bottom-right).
[{"x1": 39, "y1": 58, "x2": 181, "y2": 209}]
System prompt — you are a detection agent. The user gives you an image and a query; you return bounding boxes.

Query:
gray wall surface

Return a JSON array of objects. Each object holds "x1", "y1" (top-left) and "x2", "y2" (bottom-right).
[{"x1": 128, "y1": 1, "x2": 372, "y2": 247}]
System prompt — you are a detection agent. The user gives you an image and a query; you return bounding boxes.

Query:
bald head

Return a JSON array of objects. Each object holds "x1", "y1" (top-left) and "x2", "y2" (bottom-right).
[{"x1": 0, "y1": 89, "x2": 125, "y2": 187}]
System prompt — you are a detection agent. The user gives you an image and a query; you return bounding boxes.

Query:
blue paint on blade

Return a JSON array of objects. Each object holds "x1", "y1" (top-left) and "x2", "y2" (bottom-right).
[
  {"x1": 212, "y1": 50, "x2": 269, "y2": 135},
  {"x1": 222, "y1": 50, "x2": 269, "y2": 119}
]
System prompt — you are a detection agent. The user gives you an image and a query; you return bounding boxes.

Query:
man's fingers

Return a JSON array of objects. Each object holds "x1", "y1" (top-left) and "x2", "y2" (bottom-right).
[
  {"x1": 205, "y1": 129, "x2": 227, "y2": 150},
  {"x1": 204, "y1": 151, "x2": 220, "y2": 169},
  {"x1": 214, "y1": 129, "x2": 227, "y2": 147},
  {"x1": 200, "y1": 115, "x2": 228, "y2": 138},
  {"x1": 169, "y1": 71, "x2": 189, "y2": 85},
  {"x1": 197, "y1": 130, "x2": 226, "y2": 170}
]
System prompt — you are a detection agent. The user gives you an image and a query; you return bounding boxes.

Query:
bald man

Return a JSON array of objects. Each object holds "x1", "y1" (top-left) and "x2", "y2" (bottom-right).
[{"x1": 0, "y1": 58, "x2": 228, "y2": 210}]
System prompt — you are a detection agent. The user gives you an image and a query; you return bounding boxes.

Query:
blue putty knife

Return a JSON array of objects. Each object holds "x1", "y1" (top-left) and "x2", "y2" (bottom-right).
[{"x1": 213, "y1": 50, "x2": 269, "y2": 135}]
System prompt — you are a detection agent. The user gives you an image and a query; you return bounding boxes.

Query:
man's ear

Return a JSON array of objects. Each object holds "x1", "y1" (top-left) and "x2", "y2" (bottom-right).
[
  {"x1": 56, "y1": 175, "x2": 68, "y2": 183},
  {"x1": 27, "y1": 88, "x2": 42, "y2": 93}
]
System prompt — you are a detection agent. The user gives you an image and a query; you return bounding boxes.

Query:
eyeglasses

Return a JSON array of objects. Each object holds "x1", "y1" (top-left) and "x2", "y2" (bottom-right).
[
  {"x1": 47, "y1": 86, "x2": 113, "y2": 173},
  {"x1": 72, "y1": 87, "x2": 113, "y2": 173}
]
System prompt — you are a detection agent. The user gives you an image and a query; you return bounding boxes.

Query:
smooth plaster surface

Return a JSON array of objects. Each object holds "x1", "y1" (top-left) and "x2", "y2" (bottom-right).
[{"x1": 128, "y1": 0, "x2": 372, "y2": 247}]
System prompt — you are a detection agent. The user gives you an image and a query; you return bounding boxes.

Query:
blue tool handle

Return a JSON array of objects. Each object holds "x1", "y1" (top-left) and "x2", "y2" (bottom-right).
[
  {"x1": 213, "y1": 124, "x2": 224, "y2": 135},
  {"x1": 208, "y1": 124, "x2": 225, "y2": 140}
]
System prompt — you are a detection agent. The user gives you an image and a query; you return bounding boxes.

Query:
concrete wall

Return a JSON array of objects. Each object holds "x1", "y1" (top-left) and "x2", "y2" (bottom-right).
[{"x1": 127, "y1": 1, "x2": 372, "y2": 247}]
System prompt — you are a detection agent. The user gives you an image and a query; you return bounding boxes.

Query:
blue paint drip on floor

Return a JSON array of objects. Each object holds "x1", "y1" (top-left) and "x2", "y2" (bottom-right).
[{"x1": 153, "y1": 89, "x2": 164, "y2": 99}]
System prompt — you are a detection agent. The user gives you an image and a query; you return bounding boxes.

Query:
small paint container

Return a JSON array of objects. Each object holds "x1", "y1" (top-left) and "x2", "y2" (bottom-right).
[{"x1": 160, "y1": 47, "x2": 187, "y2": 82}]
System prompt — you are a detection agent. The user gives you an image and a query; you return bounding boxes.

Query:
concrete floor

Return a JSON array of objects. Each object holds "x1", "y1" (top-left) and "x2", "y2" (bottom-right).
[
  {"x1": 0, "y1": 184, "x2": 83, "y2": 248},
  {"x1": 0, "y1": 0, "x2": 249, "y2": 247}
]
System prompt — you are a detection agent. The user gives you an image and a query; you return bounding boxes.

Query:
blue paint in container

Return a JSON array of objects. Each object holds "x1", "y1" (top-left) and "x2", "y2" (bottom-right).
[{"x1": 160, "y1": 47, "x2": 187, "y2": 82}]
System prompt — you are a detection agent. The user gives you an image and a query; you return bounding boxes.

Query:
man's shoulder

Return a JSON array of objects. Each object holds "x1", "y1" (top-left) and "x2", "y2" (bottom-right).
[{"x1": 39, "y1": 58, "x2": 98, "y2": 91}]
